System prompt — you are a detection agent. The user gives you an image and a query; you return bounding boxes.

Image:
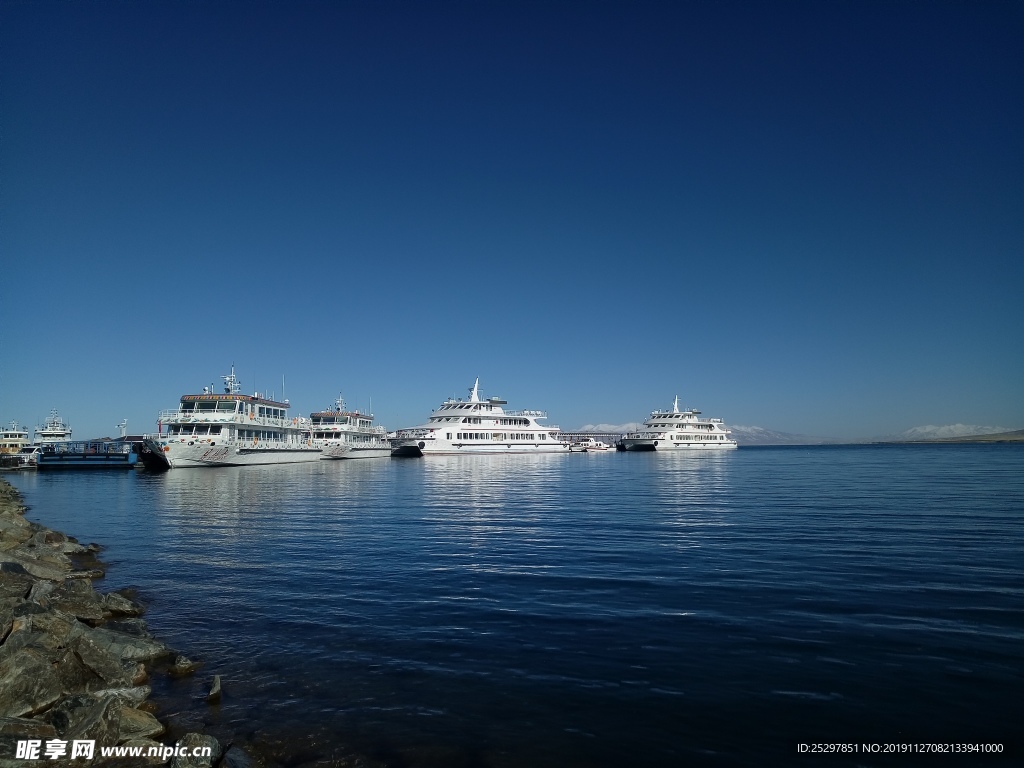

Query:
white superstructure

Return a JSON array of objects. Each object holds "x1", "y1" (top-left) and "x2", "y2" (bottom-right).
[
  {"x1": 618, "y1": 396, "x2": 738, "y2": 451},
  {"x1": 311, "y1": 395, "x2": 391, "y2": 459},
  {"x1": 391, "y1": 379, "x2": 570, "y2": 457},
  {"x1": 34, "y1": 410, "x2": 73, "y2": 445},
  {"x1": 0, "y1": 421, "x2": 30, "y2": 456},
  {"x1": 142, "y1": 366, "x2": 320, "y2": 468}
]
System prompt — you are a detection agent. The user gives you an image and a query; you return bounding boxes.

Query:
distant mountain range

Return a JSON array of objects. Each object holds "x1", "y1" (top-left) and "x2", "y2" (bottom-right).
[
  {"x1": 874, "y1": 425, "x2": 1024, "y2": 443},
  {"x1": 727, "y1": 425, "x2": 835, "y2": 445},
  {"x1": 575, "y1": 423, "x2": 1023, "y2": 445}
]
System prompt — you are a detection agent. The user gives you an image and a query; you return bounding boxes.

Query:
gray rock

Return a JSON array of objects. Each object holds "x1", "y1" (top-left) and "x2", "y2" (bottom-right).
[
  {"x1": 88, "y1": 685, "x2": 151, "y2": 709},
  {"x1": 220, "y1": 746, "x2": 259, "y2": 768},
  {"x1": 0, "y1": 571, "x2": 32, "y2": 601},
  {"x1": 0, "y1": 647, "x2": 63, "y2": 717},
  {"x1": 0, "y1": 715, "x2": 58, "y2": 739},
  {"x1": 102, "y1": 592, "x2": 144, "y2": 617},
  {"x1": 50, "y1": 693, "x2": 122, "y2": 743},
  {"x1": 168, "y1": 655, "x2": 198, "y2": 677},
  {"x1": 0, "y1": 552, "x2": 68, "y2": 582},
  {"x1": 53, "y1": 647, "x2": 107, "y2": 694},
  {"x1": 48, "y1": 580, "x2": 107, "y2": 622},
  {"x1": 85, "y1": 625, "x2": 169, "y2": 662},
  {"x1": 117, "y1": 707, "x2": 164, "y2": 742},
  {"x1": 169, "y1": 733, "x2": 222, "y2": 768},
  {"x1": 70, "y1": 632, "x2": 135, "y2": 687},
  {"x1": 24, "y1": 608, "x2": 86, "y2": 649},
  {"x1": 206, "y1": 675, "x2": 221, "y2": 703}
]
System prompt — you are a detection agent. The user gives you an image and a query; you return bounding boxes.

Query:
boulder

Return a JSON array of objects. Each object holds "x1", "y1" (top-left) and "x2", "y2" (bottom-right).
[
  {"x1": 70, "y1": 632, "x2": 135, "y2": 687},
  {"x1": 117, "y1": 707, "x2": 164, "y2": 742},
  {"x1": 48, "y1": 693, "x2": 122, "y2": 744},
  {"x1": 0, "y1": 647, "x2": 63, "y2": 717},
  {"x1": 169, "y1": 733, "x2": 222, "y2": 768},
  {"x1": 102, "y1": 592, "x2": 144, "y2": 617},
  {"x1": 0, "y1": 571, "x2": 32, "y2": 601},
  {"x1": 221, "y1": 746, "x2": 259, "y2": 768},
  {"x1": 168, "y1": 655, "x2": 198, "y2": 677},
  {"x1": 53, "y1": 648, "x2": 107, "y2": 694},
  {"x1": 84, "y1": 625, "x2": 169, "y2": 662},
  {"x1": 0, "y1": 552, "x2": 68, "y2": 582},
  {"x1": 48, "y1": 580, "x2": 107, "y2": 622}
]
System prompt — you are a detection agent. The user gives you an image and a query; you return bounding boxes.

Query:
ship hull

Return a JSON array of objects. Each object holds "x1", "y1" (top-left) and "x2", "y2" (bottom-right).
[
  {"x1": 390, "y1": 438, "x2": 570, "y2": 457},
  {"x1": 145, "y1": 438, "x2": 322, "y2": 468},
  {"x1": 617, "y1": 438, "x2": 737, "y2": 451}
]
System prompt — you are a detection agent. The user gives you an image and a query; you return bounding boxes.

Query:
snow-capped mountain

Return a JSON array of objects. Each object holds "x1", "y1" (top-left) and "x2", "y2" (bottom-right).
[
  {"x1": 880, "y1": 424, "x2": 1015, "y2": 441},
  {"x1": 726, "y1": 425, "x2": 833, "y2": 445}
]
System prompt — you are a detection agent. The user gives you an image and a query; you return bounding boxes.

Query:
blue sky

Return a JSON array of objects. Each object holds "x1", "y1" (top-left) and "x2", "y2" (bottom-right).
[{"x1": 1, "y1": 0, "x2": 1021, "y2": 440}]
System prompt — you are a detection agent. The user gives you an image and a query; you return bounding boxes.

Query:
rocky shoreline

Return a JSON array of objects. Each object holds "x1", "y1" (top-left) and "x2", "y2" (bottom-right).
[{"x1": 0, "y1": 478, "x2": 254, "y2": 767}]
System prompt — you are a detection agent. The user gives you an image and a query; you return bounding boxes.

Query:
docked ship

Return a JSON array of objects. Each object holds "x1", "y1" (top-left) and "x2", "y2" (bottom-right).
[
  {"x1": 142, "y1": 366, "x2": 321, "y2": 469},
  {"x1": 1, "y1": 421, "x2": 29, "y2": 456},
  {"x1": 310, "y1": 395, "x2": 391, "y2": 459},
  {"x1": 34, "y1": 409, "x2": 73, "y2": 445},
  {"x1": 391, "y1": 379, "x2": 570, "y2": 457},
  {"x1": 617, "y1": 397, "x2": 738, "y2": 451},
  {"x1": 0, "y1": 421, "x2": 31, "y2": 469},
  {"x1": 568, "y1": 437, "x2": 613, "y2": 452}
]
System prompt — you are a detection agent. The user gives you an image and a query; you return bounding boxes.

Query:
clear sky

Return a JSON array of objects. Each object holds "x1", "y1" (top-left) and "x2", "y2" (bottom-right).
[{"x1": 1, "y1": 0, "x2": 1021, "y2": 440}]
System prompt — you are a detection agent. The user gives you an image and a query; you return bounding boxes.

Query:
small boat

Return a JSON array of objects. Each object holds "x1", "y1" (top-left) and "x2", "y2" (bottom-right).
[
  {"x1": 310, "y1": 395, "x2": 391, "y2": 459},
  {"x1": 391, "y1": 378, "x2": 570, "y2": 457},
  {"x1": 617, "y1": 396, "x2": 738, "y2": 451},
  {"x1": 142, "y1": 365, "x2": 321, "y2": 469},
  {"x1": 36, "y1": 440, "x2": 138, "y2": 470},
  {"x1": 568, "y1": 438, "x2": 613, "y2": 452}
]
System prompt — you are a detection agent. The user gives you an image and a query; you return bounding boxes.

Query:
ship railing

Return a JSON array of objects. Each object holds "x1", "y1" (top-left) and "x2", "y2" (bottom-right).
[
  {"x1": 506, "y1": 410, "x2": 547, "y2": 418},
  {"x1": 156, "y1": 410, "x2": 302, "y2": 428},
  {"x1": 394, "y1": 428, "x2": 431, "y2": 439}
]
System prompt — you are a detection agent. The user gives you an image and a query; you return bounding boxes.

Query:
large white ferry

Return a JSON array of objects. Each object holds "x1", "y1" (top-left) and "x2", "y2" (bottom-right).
[
  {"x1": 310, "y1": 395, "x2": 391, "y2": 459},
  {"x1": 391, "y1": 379, "x2": 570, "y2": 457},
  {"x1": 142, "y1": 366, "x2": 321, "y2": 469},
  {"x1": 617, "y1": 397, "x2": 738, "y2": 451}
]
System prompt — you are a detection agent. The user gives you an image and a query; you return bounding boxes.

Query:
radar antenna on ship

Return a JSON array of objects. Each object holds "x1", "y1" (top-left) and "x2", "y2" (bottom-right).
[
  {"x1": 222, "y1": 364, "x2": 241, "y2": 395},
  {"x1": 116, "y1": 419, "x2": 127, "y2": 439},
  {"x1": 334, "y1": 393, "x2": 346, "y2": 413}
]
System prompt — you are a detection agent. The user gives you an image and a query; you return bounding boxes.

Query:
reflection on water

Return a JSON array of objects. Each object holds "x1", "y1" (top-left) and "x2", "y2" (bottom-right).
[{"x1": 5, "y1": 446, "x2": 1023, "y2": 767}]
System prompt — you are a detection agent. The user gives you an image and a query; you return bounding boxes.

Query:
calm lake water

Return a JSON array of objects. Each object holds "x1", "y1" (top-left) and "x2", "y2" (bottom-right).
[{"x1": 7, "y1": 445, "x2": 1023, "y2": 767}]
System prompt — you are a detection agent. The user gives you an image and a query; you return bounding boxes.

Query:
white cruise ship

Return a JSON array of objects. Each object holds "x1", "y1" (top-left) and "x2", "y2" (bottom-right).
[
  {"x1": 391, "y1": 379, "x2": 570, "y2": 457},
  {"x1": 142, "y1": 366, "x2": 321, "y2": 469},
  {"x1": 617, "y1": 397, "x2": 738, "y2": 451},
  {"x1": 310, "y1": 395, "x2": 391, "y2": 459}
]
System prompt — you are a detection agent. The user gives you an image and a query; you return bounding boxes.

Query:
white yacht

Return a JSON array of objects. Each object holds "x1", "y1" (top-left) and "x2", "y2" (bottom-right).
[
  {"x1": 391, "y1": 379, "x2": 570, "y2": 457},
  {"x1": 142, "y1": 366, "x2": 321, "y2": 469},
  {"x1": 568, "y1": 437, "x2": 613, "y2": 452},
  {"x1": 617, "y1": 397, "x2": 738, "y2": 451},
  {"x1": 34, "y1": 410, "x2": 73, "y2": 445},
  {"x1": 310, "y1": 395, "x2": 391, "y2": 459},
  {"x1": 0, "y1": 421, "x2": 32, "y2": 469},
  {"x1": 0, "y1": 421, "x2": 30, "y2": 456}
]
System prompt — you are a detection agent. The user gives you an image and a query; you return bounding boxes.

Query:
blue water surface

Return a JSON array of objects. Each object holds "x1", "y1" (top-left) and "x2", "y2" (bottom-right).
[{"x1": 7, "y1": 444, "x2": 1023, "y2": 767}]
